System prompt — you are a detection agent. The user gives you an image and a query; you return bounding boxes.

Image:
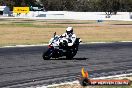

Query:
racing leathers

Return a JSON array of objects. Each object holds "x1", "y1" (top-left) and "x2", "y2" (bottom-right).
[{"x1": 61, "y1": 33, "x2": 76, "y2": 46}]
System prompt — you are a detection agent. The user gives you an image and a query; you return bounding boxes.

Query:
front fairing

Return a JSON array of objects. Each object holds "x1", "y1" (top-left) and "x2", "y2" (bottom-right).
[{"x1": 49, "y1": 35, "x2": 60, "y2": 47}]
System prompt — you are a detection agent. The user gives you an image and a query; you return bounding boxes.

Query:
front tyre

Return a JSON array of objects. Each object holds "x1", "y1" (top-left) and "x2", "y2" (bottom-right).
[{"x1": 42, "y1": 49, "x2": 53, "y2": 60}]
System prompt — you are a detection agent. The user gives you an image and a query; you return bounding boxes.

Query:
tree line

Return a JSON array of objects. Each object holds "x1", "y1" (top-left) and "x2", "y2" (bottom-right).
[{"x1": 0, "y1": 0, "x2": 132, "y2": 12}]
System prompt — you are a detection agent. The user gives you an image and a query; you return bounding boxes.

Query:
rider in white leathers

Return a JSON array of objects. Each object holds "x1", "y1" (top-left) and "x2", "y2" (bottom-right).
[{"x1": 61, "y1": 27, "x2": 76, "y2": 46}]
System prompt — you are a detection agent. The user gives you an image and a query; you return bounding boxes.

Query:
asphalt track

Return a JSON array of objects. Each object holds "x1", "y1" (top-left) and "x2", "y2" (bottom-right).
[{"x1": 0, "y1": 42, "x2": 132, "y2": 87}]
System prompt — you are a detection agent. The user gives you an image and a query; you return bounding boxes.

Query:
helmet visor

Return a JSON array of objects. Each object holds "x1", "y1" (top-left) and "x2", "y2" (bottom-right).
[{"x1": 66, "y1": 31, "x2": 71, "y2": 34}]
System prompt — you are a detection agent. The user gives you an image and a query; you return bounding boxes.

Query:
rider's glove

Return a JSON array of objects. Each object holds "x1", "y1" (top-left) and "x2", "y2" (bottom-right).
[
  {"x1": 59, "y1": 42, "x2": 63, "y2": 46},
  {"x1": 60, "y1": 35, "x2": 63, "y2": 38}
]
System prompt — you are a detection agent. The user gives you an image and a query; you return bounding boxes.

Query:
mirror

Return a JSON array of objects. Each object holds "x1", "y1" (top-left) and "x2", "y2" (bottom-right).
[{"x1": 54, "y1": 32, "x2": 56, "y2": 37}]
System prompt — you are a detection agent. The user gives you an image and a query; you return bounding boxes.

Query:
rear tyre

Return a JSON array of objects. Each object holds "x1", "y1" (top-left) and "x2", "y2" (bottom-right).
[{"x1": 66, "y1": 50, "x2": 76, "y2": 59}]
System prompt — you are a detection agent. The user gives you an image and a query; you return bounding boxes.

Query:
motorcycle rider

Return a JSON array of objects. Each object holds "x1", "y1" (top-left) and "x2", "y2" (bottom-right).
[
  {"x1": 43, "y1": 27, "x2": 81, "y2": 60},
  {"x1": 61, "y1": 27, "x2": 76, "y2": 46}
]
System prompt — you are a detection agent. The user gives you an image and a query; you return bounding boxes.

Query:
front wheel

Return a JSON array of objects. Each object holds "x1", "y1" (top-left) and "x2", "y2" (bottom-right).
[{"x1": 42, "y1": 49, "x2": 53, "y2": 60}]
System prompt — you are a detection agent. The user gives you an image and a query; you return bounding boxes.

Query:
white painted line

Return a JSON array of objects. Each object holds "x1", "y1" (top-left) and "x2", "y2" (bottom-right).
[
  {"x1": 0, "y1": 44, "x2": 48, "y2": 48},
  {"x1": 89, "y1": 42, "x2": 113, "y2": 44},
  {"x1": 92, "y1": 73, "x2": 132, "y2": 79},
  {"x1": 88, "y1": 41, "x2": 132, "y2": 44},
  {"x1": 36, "y1": 81, "x2": 79, "y2": 88},
  {"x1": 1, "y1": 41, "x2": 132, "y2": 48},
  {"x1": 36, "y1": 73, "x2": 132, "y2": 88},
  {"x1": 121, "y1": 41, "x2": 132, "y2": 42}
]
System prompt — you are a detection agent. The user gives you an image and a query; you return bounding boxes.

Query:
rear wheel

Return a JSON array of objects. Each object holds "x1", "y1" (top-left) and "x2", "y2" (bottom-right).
[{"x1": 66, "y1": 49, "x2": 77, "y2": 59}]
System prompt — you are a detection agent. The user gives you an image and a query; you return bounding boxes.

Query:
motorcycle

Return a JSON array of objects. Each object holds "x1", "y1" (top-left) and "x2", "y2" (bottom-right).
[{"x1": 42, "y1": 32, "x2": 81, "y2": 60}]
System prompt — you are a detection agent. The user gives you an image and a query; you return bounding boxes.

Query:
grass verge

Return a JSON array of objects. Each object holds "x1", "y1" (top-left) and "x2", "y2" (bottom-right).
[{"x1": 0, "y1": 19, "x2": 132, "y2": 46}]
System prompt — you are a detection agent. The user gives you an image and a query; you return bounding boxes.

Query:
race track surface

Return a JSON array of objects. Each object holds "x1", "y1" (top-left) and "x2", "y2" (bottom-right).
[{"x1": 0, "y1": 42, "x2": 132, "y2": 87}]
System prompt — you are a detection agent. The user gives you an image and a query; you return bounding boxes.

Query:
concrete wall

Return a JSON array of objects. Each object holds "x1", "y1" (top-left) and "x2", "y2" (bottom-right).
[
  {"x1": 13, "y1": 11, "x2": 132, "y2": 21},
  {"x1": 65, "y1": 12, "x2": 132, "y2": 21}
]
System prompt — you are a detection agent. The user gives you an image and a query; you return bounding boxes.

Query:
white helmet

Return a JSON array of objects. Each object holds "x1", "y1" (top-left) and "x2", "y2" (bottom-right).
[{"x1": 66, "y1": 27, "x2": 73, "y2": 34}]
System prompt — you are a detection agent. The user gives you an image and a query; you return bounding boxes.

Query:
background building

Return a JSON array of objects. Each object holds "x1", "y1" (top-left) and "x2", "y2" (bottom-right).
[{"x1": 0, "y1": 6, "x2": 10, "y2": 16}]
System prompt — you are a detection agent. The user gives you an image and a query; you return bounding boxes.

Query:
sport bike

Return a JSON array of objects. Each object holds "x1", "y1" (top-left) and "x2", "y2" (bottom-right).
[{"x1": 42, "y1": 32, "x2": 81, "y2": 60}]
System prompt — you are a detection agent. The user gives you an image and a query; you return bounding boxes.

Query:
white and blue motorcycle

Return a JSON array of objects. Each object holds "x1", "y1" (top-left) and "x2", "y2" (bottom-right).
[{"x1": 42, "y1": 32, "x2": 81, "y2": 60}]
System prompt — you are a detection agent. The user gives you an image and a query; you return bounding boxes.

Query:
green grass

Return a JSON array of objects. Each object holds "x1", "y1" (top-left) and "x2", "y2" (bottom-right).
[
  {"x1": 50, "y1": 22, "x2": 96, "y2": 24},
  {"x1": 0, "y1": 23, "x2": 65, "y2": 28}
]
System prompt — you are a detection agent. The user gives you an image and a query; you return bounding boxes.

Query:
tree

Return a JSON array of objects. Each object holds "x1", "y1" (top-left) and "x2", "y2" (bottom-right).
[
  {"x1": 0, "y1": 0, "x2": 132, "y2": 12},
  {"x1": 40, "y1": 0, "x2": 76, "y2": 11},
  {"x1": 97, "y1": 0, "x2": 121, "y2": 17}
]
